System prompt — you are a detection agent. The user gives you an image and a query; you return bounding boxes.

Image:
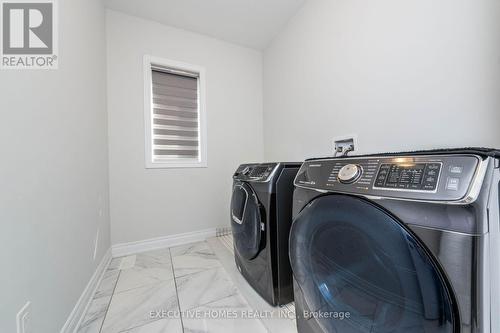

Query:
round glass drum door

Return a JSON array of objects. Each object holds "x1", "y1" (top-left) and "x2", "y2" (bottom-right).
[
  {"x1": 290, "y1": 195, "x2": 457, "y2": 333},
  {"x1": 230, "y1": 183, "x2": 262, "y2": 260}
]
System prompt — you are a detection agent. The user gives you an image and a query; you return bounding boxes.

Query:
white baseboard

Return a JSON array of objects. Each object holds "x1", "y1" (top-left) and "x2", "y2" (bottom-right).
[
  {"x1": 111, "y1": 228, "x2": 217, "y2": 257},
  {"x1": 59, "y1": 228, "x2": 218, "y2": 332},
  {"x1": 60, "y1": 248, "x2": 112, "y2": 333}
]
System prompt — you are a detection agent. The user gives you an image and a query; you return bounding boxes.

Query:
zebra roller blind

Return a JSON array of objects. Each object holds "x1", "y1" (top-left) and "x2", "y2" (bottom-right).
[{"x1": 151, "y1": 68, "x2": 200, "y2": 161}]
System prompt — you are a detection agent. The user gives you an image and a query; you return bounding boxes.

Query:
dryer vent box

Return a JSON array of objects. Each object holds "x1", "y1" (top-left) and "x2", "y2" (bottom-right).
[{"x1": 333, "y1": 135, "x2": 357, "y2": 156}]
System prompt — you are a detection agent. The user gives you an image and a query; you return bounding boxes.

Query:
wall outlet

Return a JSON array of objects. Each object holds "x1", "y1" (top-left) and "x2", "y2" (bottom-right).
[
  {"x1": 16, "y1": 302, "x2": 30, "y2": 333},
  {"x1": 93, "y1": 228, "x2": 100, "y2": 261}
]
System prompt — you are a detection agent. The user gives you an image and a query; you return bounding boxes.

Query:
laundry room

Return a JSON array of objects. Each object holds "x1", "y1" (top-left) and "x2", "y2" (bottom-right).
[{"x1": 1, "y1": 0, "x2": 499, "y2": 333}]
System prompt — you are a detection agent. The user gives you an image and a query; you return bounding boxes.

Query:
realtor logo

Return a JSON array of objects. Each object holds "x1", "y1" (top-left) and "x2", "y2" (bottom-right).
[{"x1": 1, "y1": 0, "x2": 58, "y2": 69}]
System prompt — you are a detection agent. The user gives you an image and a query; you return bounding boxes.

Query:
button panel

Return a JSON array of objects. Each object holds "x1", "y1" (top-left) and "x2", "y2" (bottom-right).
[
  {"x1": 249, "y1": 165, "x2": 275, "y2": 179},
  {"x1": 374, "y1": 163, "x2": 441, "y2": 192},
  {"x1": 234, "y1": 163, "x2": 279, "y2": 182},
  {"x1": 294, "y1": 154, "x2": 482, "y2": 202}
]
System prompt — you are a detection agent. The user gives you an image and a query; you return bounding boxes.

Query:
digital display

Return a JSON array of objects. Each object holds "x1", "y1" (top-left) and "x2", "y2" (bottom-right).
[
  {"x1": 375, "y1": 163, "x2": 441, "y2": 191},
  {"x1": 386, "y1": 164, "x2": 425, "y2": 185}
]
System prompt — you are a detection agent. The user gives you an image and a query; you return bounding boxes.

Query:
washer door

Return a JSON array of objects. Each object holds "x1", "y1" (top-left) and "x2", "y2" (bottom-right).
[
  {"x1": 290, "y1": 195, "x2": 457, "y2": 333},
  {"x1": 230, "y1": 183, "x2": 262, "y2": 260}
]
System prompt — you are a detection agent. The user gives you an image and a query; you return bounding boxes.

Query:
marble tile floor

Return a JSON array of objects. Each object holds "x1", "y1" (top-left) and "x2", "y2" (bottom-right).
[
  {"x1": 206, "y1": 238, "x2": 298, "y2": 333},
  {"x1": 211, "y1": 233, "x2": 297, "y2": 327},
  {"x1": 76, "y1": 241, "x2": 269, "y2": 333}
]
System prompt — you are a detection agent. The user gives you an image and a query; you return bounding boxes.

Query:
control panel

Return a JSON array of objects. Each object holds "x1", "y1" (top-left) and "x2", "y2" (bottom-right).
[
  {"x1": 234, "y1": 163, "x2": 279, "y2": 182},
  {"x1": 374, "y1": 162, "x2": 441, "y2": 192},
  {"x1": 294, "y1": 154, "x2": 482, "y2": 202}
]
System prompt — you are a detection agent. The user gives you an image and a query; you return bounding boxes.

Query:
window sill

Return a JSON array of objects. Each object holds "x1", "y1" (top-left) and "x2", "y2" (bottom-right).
[{"x1": 145, "y1": 161, "x2": 208, "y2": 169}]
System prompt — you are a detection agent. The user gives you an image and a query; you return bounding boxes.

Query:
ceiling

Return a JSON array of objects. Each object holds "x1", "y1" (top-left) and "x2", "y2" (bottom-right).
[{"x1": 104, "y1": 0, "x2": 305, "y2": 50}]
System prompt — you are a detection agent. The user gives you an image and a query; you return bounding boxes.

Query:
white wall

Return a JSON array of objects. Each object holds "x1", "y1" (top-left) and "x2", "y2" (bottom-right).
[
  {"x1": 263, "y1": 0, "x2": 500, "y2": 161},
  {"x1": 106, "y1": 10, "x2": 264, "y2": 245},
  {"x1": 0, "y1": 0, "x2": 110, "y2": 332}
]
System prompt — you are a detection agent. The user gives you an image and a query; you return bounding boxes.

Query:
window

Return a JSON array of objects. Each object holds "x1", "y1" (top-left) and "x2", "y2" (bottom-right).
[{"x1": 143, "y1": 56, "x2": 207, "y2": 168}]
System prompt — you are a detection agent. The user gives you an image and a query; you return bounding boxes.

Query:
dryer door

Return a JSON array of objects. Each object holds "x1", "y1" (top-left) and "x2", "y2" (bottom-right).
[
  {"x1": 290, "y1": 195, "x2": 457, "y2": 333},
  {"x1": 230, "y1": 182, "x2": 262, "y2": 260}
]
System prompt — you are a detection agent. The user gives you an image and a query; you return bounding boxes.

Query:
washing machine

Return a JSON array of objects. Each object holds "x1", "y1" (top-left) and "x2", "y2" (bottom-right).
[
  {"x1": 289, "y1": 149, "x2": 500, "y2": 333},
  {"x1": 231, "y1": 162, "x2": 300, "y2": 306}
]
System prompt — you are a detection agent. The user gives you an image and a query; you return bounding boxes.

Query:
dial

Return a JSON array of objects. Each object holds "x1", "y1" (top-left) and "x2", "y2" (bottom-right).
[
  {"x1": 241, "y1": 166, "x2": 251, "y2": 175},
  {"x1": 338, "y1": 164, "x2": 362, "y2": 183}
]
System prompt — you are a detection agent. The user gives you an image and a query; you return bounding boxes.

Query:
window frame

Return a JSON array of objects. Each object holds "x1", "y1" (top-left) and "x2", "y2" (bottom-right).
[{"x1": 143, "y1": 55, "x2": 207, "y2": 169}]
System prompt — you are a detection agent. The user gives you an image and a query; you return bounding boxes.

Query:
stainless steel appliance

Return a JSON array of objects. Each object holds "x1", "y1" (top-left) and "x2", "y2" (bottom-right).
[
  {"x1": 290, "y1": 149, "x2": 500, "y2": 333},
  {"x1": 231, "y1": 162, "x2": 300, "y2": 305}
]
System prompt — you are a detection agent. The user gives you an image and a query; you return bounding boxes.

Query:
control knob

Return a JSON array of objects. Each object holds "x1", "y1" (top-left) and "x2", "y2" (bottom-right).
[
  {"x1": 338, "y1": 164, "x2": 362, "y2": 183},
  {"x1": 241, "y1": 167, "x2": 251, "y2": 175}
]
